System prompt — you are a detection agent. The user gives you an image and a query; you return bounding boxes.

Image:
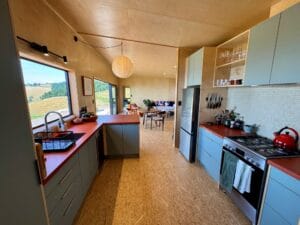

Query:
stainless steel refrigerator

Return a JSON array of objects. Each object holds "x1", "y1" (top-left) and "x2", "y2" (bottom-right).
[{"x1": 179, "y1": 87, "x2": 200, "y2": 162}]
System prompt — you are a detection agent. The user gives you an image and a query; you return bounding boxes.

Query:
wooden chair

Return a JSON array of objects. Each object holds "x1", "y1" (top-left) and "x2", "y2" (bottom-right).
[
  {"x1": 143, "y1": 111, "x2": 157, "y2": 128},
  {"x1": 151, "y1": 111, "x2": 166, "y2": 130}
]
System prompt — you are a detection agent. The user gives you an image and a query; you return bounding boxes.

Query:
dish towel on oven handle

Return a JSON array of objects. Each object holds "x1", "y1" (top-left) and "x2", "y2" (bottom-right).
[
  {"x1": 220, "y1": 151, "x2": 239, "y2": 192},
  {"x1": 233, "y1": 160, "x2": 254, "y2": 194}
]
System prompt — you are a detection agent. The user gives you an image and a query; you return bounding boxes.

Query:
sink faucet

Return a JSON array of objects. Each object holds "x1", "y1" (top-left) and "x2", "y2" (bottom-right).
[{"x1": 44, "y1": 111, "x2": 65, "y2": 132}]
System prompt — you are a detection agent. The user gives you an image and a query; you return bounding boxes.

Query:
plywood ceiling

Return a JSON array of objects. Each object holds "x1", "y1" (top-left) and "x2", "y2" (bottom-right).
[{"x1": 46, "y1": 0, "x2": 278, "y2": 78}]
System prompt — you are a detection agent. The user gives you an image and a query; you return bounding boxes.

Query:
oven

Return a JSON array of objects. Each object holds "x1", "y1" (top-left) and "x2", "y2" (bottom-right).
[{"x1": 220, "y1": 143, "x2": 267, "y2": 225}]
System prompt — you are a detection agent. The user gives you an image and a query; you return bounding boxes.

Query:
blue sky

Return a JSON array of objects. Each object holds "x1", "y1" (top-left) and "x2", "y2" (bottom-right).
[{"x1": 20, "y1": 59, "x2": 66, "y2": 84}]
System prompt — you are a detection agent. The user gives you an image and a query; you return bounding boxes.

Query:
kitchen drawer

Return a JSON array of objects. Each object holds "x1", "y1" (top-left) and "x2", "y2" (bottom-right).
[
  {"x1": 199, "y1": 149, "x2": 220, "y2": 182},
  {"x1": 200, "y1": 128, "x2": 223, "y2": 146},
  {"x1": 198, "y1": 134, "x2": 222, "y2": 163},
  {"x1": 265, "y1": 176, "x2": 300, "y2": 225},
  {"x1": 269, "y1": 166, "x2": 300, "y2": 196},
  {"x1": 46, "y1": 161, "x2": 81, "y2": 215},
  {"x1": 49, "y1": 178, "x2": 81, "y2": 225},
  {"x1": 45, "y1": 153, "x2": 79, "y2": 196},
  {"x1": 260, "y1": 203, "x2": 290, "y2": 225}
]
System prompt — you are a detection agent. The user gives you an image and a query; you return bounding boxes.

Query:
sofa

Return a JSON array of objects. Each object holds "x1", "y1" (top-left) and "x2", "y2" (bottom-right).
[{"x1": 154, "y1": 100, "x2": 175, "y2": 115}]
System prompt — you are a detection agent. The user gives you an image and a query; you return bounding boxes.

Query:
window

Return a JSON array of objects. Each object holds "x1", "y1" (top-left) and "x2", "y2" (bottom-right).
[
  {"x1": 123, "y1": 87, "x2": 131, "y2": 108},
  {"x1": 94, "y1": 79, "x2": 117, "y2": 115},
  {"x1": 20, "y1": 58, "x2": 72, "y2": 127}
]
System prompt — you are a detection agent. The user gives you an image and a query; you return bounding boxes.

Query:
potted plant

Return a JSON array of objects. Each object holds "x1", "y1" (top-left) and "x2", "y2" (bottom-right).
[{"x1": 143, "y1": 99, "x2": 154, "y2": 111}]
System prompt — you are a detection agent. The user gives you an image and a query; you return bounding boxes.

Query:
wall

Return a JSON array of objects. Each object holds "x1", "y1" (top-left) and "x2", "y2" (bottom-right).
[
  {"x1": 199, "y1": 47, "x2": 227, "y2": 124},
  {"x1": 270, "y1": 0, "x2": 300, "y2": 16},
  {"x1": 119, "y1": 75, "x2": 176, "y2": 109},
  {"x1": 227, "y1": 85, "x2": 300, "y2": 147},
  {"x1": 174, "y1": 48, "x2": 197, "y2": 147},
  {"x1": 9, "y1": 0, "x2": 118, "y2": 115}
]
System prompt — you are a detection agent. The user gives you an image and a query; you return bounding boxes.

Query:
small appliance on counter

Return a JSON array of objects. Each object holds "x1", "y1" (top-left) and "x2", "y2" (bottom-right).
[
  {"x1": 273, "y1": 126, "x2": 299, "y2": 151},
  {"x1": 243, "y1": 124, "x2": 259, "y2": 134}
]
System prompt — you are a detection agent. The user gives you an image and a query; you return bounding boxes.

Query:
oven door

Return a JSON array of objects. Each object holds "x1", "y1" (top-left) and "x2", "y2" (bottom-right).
[{"x1": 220, "y1": 147, "x2": 265, "y2": 225}]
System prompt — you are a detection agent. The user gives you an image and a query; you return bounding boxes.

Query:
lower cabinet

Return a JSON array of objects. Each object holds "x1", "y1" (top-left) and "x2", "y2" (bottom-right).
[
  {"x1": 44, "y1": 133, "x2": 99, "y2": 225},
  {"x1": 259, "y1": 166, "x2": 300, "y2": 225},
  {"x1": 105, "y1": 124, "x2": 139, "y2": 157},
  {"x1": 197, "y1": 128, "x2": 223, "y2": 182},
  {"x1": 78, "y1": 133, "x2": 98, "y2": 195},
  {"x1": 44, "y1": 153, "x2": 82, "y2": 225}
]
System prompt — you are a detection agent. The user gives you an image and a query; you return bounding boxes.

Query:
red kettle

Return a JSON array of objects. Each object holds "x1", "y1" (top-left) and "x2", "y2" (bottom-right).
[{"x1": 273, "y1": 126, "x2": 299, "y2": 151}]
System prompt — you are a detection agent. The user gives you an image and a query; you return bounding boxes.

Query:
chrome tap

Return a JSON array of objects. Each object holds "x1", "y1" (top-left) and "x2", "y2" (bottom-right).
[{"x1": 44, "y1": 111, "x2": 65, "y2": 132}]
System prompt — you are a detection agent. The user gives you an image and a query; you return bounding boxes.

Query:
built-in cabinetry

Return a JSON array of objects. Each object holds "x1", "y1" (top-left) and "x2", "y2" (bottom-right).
[
  {"x1": 244, "y1": 15, "x2": 280, "y2": 86},
  {"x1": 44, "y1": 133, "x2": 99, "y2": 225},
  {"x1": 213, "y1": 31, "x2": 249, "y2": 88},
  {"x1": 186, "y1": 48, "x2": 203, "y2": 86},
  {"x1": 78, "y1": 133, "x2": 98, "y2": 194},
  {"x1": 259, "y1": 166, "x2": 300, "y2": 225},
  {"x1": 197, "y1": 127, "x2": 223, "y2": 182},
  {"x1": 105, "y1": 124, "x2": 139, "y2": 157},
  {"x1": 244, "y1": 3, "x2": 300, "y2": 86},
  {"x1": 45, "y1": 153, "x2": 83, "y2": 225},
  {"x1": 271, "y1": 3, "x2": 300, "y2": 84}
]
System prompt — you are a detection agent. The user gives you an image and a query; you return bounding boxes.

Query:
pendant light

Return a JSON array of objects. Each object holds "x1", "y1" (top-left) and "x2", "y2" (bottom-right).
[{"x1": 112, "y1": 42, "x2": 133, "y2": 78}]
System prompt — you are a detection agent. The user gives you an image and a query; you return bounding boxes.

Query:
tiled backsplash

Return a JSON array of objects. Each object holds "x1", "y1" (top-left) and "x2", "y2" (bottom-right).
[{"x1": 227, "y1": 85, "x2": 300, "y2": 147}]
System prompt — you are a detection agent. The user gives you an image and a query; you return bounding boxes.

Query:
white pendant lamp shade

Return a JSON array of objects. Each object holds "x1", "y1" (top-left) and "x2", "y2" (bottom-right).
[{"x1": 112, "y1": 55, "x2": 133, "y2": 78}]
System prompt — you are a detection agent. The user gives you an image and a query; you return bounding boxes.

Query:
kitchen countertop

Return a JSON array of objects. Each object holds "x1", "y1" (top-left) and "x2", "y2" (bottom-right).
[
  {"x1": 200, "y1": 124, "x2": 247, "y2": 138},
  {"x1": 268, "y1": 157, "x2": 300, "y2": 180},
  {"x1": 42, "y1": 114, "x2": 140, "y2": 184}
]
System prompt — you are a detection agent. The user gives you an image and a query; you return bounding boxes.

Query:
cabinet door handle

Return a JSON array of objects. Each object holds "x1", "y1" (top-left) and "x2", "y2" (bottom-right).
[
  {"x1": 61, "y1": 182, "x2": 73, "y2": 200},
  {"x1": 59, "y1": 169, "x2": 72, "y2": 185},
  {"x1": 63, "y1": 197, "x2": 74, "y2": 216}
]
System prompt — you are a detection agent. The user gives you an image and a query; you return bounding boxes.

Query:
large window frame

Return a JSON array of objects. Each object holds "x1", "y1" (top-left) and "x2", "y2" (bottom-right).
[
  {"x1": 20, "y1": 57, "x2": 73, "y2": 128},
  {"x1": 94, "y1": 78, "x2": 118, "y2": 115}
]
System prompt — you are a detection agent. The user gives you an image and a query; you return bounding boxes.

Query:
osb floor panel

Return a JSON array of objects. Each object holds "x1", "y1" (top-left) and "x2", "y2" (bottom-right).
[{"x1": 75, "y1": 119, "x2": 251, "y2": 225}]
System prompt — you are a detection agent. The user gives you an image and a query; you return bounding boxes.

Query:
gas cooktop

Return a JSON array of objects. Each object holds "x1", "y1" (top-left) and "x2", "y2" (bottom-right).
[{"x1": 228, "y1": 135, "x2": 300, "y2": 158}]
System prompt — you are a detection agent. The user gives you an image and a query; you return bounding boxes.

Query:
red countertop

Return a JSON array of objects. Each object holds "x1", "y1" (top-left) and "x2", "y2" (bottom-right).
[
  {"x1": 200, "y1": 124, "x2": 247, "y2": 138},
  {"x1": 42, "y1": 114, "x2": 140, "y2": 184},
  {"x1": 268, "y1": 158, "x2": 300, "y2": 180}
]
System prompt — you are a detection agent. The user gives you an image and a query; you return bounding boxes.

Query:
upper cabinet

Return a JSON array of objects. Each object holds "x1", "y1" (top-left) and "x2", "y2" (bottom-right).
[
  {"x1": 271, "y1": 4, "x2": 300, "y2": 84},
  {"x1": 213, "y1": 31, "x2": 249, "y2": 87},
  {"x1": 244, "y1": 15, "x2": 280, "y2": 86},
  {"x1": 187, "y1": 48, "x2": 203, "y2": 86}
]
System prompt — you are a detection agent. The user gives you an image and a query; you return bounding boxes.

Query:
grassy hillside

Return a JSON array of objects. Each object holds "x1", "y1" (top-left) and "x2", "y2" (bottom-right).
[{"x1": 28, "y1": 96, "x2": 69, "y2": 119}]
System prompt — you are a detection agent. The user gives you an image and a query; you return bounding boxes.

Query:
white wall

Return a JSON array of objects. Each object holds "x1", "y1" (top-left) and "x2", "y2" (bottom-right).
[
  {"x1": 119, "y1": 76, "x2": 176, "y2": 108},
  {"x1": 227, "y1": 85, "x2": 300, "y2": 147}
]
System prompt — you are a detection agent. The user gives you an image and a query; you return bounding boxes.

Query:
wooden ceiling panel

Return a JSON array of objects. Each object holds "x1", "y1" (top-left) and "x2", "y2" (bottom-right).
[{"x1": 45, "y1": 0, "x2": 278, "y2": 77}]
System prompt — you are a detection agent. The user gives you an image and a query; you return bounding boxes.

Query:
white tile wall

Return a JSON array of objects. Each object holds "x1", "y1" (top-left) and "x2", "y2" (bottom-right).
[{"x1": 227, "y1": 85, "x2": 300, "y2": 147}]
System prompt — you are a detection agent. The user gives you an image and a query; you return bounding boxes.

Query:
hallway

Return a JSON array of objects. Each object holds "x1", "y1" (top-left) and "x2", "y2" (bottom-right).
[{"x1": 75, "y1": 119, "x2": 250, "y2": 225}]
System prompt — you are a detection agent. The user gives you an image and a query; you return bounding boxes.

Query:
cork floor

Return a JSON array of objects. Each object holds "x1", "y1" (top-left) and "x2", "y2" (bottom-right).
[{"x1": 75, "y1": 119, "x2": 251, "y2": 225}]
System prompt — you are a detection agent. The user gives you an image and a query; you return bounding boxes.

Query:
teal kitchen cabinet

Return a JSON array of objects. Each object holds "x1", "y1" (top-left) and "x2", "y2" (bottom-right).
[
  {"x1": 271, "y1": 3, "x2": 300, "y2": 84},
  {"x1": 197, "y1": 128, "x2": 223, "y2": 182},
  {"x1": 123, "y1": 124, "x2": 140, "y2": 155},
  {"x1": 259, "y1": 166, "x2": 300, "y2": 225},
  {"x1": 106, "y1": 125, "x2": 124, "y2": 156},
  {"x1": 78, "y1": 133, "x2": 98, "y2": 195},
  {"x1": 244, "y1": 14, "x2": 280, "y2": 86},
  {"x1": 44, "y1": 153, "x2": 82, "y2": 225},
  {"x1": 106, "y1": 124, "x2": 140, "y2": 157},
  {"x1": 187, "y1": 48, "x2": 203, "y2": 86}
]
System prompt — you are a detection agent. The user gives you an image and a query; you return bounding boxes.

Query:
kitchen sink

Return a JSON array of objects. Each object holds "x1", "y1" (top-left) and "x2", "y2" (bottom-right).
[
  {"x1": 72, "y1": 132, "x2": 85, "y2": 141},
  {"x1": 34, "y1": 131, "x2": 86, "y2": 152}
]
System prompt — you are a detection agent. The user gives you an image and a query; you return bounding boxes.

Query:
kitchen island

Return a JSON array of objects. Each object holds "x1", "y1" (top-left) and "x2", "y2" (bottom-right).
[{"x1": 43, "y1": 114, "x2": 140, "y2": 184}]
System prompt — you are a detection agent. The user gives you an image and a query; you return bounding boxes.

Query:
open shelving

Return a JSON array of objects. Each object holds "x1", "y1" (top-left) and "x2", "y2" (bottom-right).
[{"x1": 213, "y1": 30, "x2": 249, "y2": 88}]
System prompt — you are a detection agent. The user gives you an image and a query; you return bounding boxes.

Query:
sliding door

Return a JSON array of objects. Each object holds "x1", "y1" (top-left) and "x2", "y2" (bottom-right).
[{"x1": 94, "y1": 79, "x2": 117, "y2": 115}]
